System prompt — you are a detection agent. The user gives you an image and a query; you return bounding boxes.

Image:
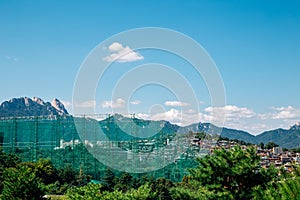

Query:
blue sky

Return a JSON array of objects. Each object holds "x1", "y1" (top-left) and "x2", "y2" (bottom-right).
[{"x1": 1, "y1": 0, "x2": 300, "y2": 134}]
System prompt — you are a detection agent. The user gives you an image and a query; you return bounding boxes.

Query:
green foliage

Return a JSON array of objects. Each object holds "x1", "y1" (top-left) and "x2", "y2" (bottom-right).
[
  {"x1": 253, "y1": 165, "x2": 300, "y2": 200},
  {"x1": 101, "y1": 168, "x2": 116, "y2": 191},
  {"x1": 265, "y1": 142, "x2": 279, "y2": 149},
  {"x1": 19, "y1": 159, "x2": 59, "y2": 185},
  {"x1": 0, "y1": 148, "x2": 20, "y2": 167},
  {"x1": 0, "y1": 148, "x2": 20, "y2": 192},
  {"x1": 195, "y1": 132, "x2": 206, "y2": 140},
  {"x1": 2, "y1": 164, "x2": 45, "y2": 200},
  {"x1": 65, "y1": 182, "x2": 155, "y2": 200},
  {"x1": 0, "y1": 149, "x2": 92, "y2": 197},
  {"x1": 57, "y1": 165, "x2": 77, "y2": 186},
  {"x1": 170, "y1": 185, "x2": 233, "y2": 200},
  {"x1": 54, "y1": 164, "x2": 91, "y2": 193},
  {"x1": 1, "y1": 158, "x2": 67, "y2": 199},
  {"x1": 187, "y1": 146, "x2": 277, "y2": 199},
  {"x1": 149, "y1": 177, "x2": 174, "y2": 200},
  {"x1": 286, "y1": 147, "x2": 300, "y2": 153},
  {"x1": 259, "y1": 142, "x2": 265, "y2": 149},
  {"x1": 114, "y1": 172, "x2": 133, "y2": 192},
  {"x1": 65, "y1": 183, "x2": 102, "y2": 200},
  {"x1": 5, "y1": 143, "x2": 300, "y2": 199}
]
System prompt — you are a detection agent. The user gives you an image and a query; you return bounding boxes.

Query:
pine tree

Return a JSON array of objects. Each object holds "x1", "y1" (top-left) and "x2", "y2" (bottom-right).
[
  {"x1": 102, "y1": 168, "x2": 116, "y2": 191},
  {"x1": 188, "y1": 146, "x2": 277, "y2": 199}
]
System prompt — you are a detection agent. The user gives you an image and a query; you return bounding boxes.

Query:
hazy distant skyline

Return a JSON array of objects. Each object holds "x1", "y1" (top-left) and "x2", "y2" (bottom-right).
[{"x1": 1, "y1": 0, "x2": 300, "y2": 134}]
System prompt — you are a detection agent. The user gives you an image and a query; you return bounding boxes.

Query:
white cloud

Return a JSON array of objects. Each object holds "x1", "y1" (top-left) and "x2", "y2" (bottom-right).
[
  {"x1": 103, "y1": 42, "x2": 144, "y2": 63},
  {"x1": 267, "y1": 106, "x2": 300, "y2": 120},
  {"x1": 272, "y1": 106, "x2": 294, "y2": 111},
  {"x1": 151, "y1": 108, "x2": 182, "y2": 123},
  {"x1": 205, "y1": 105, "x2": 256, "y2": 119},
  {"x1": 164, "y1": 101, "x2": 189, "y2": 107},
  {"x1": 203, "y1": 105, "x2": 257, "y2": 132},
  {"x1": 272, "y1": 110, "x2": 296, "y2": 120},
  {"x1": 61, "y1": 100, "x2": 71, "y2": 107},
  {"x1": 130, "y1": 100, "x2": 141, "y2": 105},
  {"x1": 74, "y1": 100, "x2": 96, "y2": 108},
  {"x1": 136, "y1": 113, "x2": 150, "y2": 119},
  {"x1": 186, "y1": 109, "x2": 196, "y2": 114},
  {"x1": 102, "y1": 98, "x2": 126, "y2": 108},
  {"x1": 135, "y1": 109, "x2": 207, "y2": 127},
  {"x1": 202, "y1": 105, "x2": 300, "y2": 134},
  {"x1": 164, "y1": 108, "x2": 181, "y2": 120}
]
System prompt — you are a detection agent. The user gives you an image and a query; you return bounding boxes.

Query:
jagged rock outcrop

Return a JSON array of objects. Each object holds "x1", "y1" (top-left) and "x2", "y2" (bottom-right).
[{"x1": 0, "y1": 97, "x2": 69, "y2": 117}]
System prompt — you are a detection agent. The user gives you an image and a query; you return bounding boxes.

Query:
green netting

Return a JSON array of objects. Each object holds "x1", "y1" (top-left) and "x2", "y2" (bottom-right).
[{"x1": 0, "y1": 115, "x2": 199, "y2": 181}]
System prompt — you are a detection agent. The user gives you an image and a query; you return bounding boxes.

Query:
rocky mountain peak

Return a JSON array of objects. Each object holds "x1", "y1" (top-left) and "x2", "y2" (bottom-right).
[
  {"x1": 0, "y1": 97, "x2": 69, "y2": 117},
  {"x1": 51, "y1": 98, "x2": 69, "y2": 115},
  {"x1": 290, "y1": 122, "x2": 300, "y2": 131},
  {"x1": 32, "y1": 97, "x2": 46, "y2": 105}
]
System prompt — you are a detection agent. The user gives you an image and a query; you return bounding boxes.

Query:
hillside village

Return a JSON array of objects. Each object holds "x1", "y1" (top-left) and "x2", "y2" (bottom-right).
[{"x1": 57, "y1": 132, "x2": 300, "y2": 173}]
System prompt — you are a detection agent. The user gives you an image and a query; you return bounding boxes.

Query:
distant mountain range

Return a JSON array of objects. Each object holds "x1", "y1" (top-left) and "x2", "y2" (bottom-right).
[
  {"x1": 178, "y1": 123, "x2": 257, "y2": 144},
  {"x1": 100, "y1": 115, "x2": 300, "y2": 148},
  {"x1": 179, "y1": 122, "x2": 300, "y2": 148},
  {"x1": 0, "y1": 97, "x2": 300, "y2": 148}
]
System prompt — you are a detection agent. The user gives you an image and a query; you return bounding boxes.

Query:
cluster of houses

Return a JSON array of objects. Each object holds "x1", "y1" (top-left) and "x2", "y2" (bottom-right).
[
  {"x1": 212, "y1": 139, "x2": 300, "y2": 172},
  {"x1": 257, "y1": 147, "x2": 300, "y2": 171},
  {"x1": 190, "y1": 137, "x2": 300, "y2": 172}
]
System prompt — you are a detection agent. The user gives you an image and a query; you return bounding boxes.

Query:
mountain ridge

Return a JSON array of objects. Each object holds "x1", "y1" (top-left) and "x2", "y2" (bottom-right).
[
  {"x1": 108, "y1": 114, "x2": 300, "y2": 148},
  {"x1": 0, "y1": 97, "x2": 300, "y2": 148},
  {"x1": 0, "y1": 97, "x2": 69, "y2": 117}
]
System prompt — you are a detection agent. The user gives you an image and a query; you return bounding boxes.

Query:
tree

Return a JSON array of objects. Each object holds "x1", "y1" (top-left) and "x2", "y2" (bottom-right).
[
  {"x1": 195, "y1": 132, "x2": 206, "y2": 140},
  {"x1": 0, "y1": 148, "x2": 20, "y2": 192},
  {"x1": 102, "y1": 168, "x2": 116, "y2": 191},
  {"x1": 19, "y1": 159, "x2": 59, "y2": 185},
  {"x1": 253, "y1": 165, "x2": 300, "y2": 200},
  {"x1": 65, "y1": 183, "x2": 102, "y2": 200},
  {"x1": 65, "y1": 182, "x2": 156, "y2": 200},
  {"x1": 259, "y1": 142, "x2": 265, "y2": 149},
  {"x1": 150, "y1": 178, "x2": 174, "y2": 200},
  {"x1": 265, "y1": 142, "x2": 279, "y2": 149},
  {"x1": 187, "y1": 146, "x2": 277, "y2": 199},
  {"x1": 114, "y1": 172, "x2": 133, "y2": 192},
  {"x1": 57, "y1": 164, "x2": 77, "y2": 185},
  {"x1": 126, "y1": 183, "x2": 156, "y2": 200},
  {"x1": 2, "y1": 165, "x2": 45, "y2": 200},
  {"x1": 170, "y1": 185, "x2": 231, "y2": 200}
]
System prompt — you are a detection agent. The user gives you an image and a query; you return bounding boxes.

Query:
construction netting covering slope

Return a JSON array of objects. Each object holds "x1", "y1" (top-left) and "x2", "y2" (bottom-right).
[{"x1": 0, "y1": 115, "x2": 205, "y2": 181}]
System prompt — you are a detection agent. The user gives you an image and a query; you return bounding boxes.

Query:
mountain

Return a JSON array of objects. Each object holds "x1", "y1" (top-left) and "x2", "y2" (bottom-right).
[
  {"x1": 1, "y1": 97, "x2": 300, "y2": 148},
  {"x1": 179, "y1": 122, "x2": 300, "y2": 148},
  {"x1": 0, "y1": 97, "x2": 69, "y2": 117},
  {"x1": 51, "y1": 98, "x2": 69, "y2": 115},
  {"x1": 256, "y1": 124, "x2": 300, "y2": 148},
  {"x1": 180, "y1": 122, "x2": 300, "y2": 148},
  {"x1": 98, "y1": 114, "x2": 179, "y2": 141},
  {"x1": 102, "y1": 115, "x2": 259, "y2": 144},
  {"x1": 178, "y1": 122, "x2": 257, "y2": 144}
]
